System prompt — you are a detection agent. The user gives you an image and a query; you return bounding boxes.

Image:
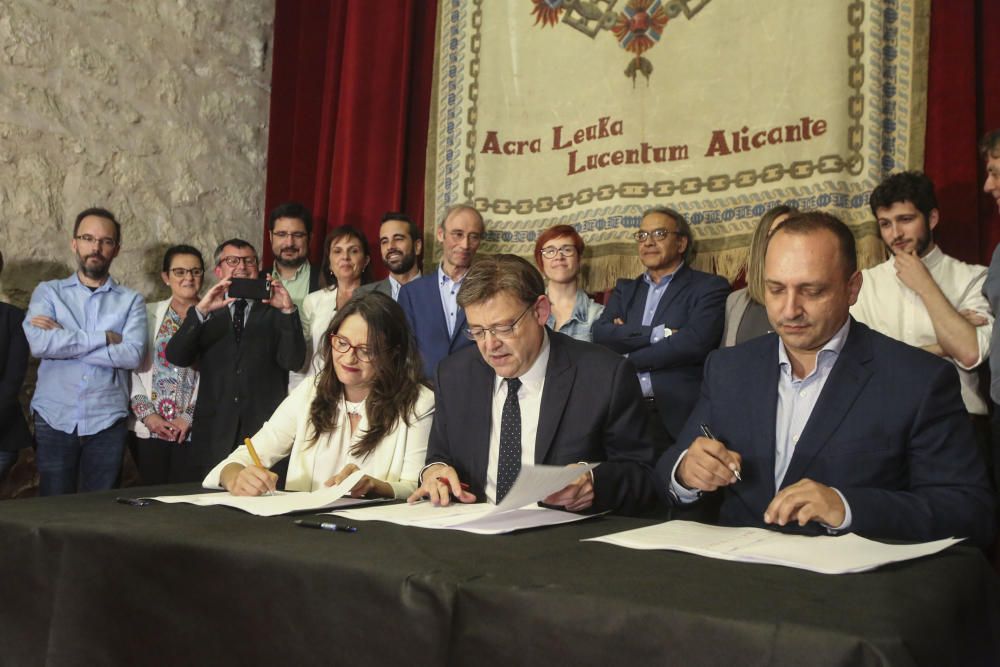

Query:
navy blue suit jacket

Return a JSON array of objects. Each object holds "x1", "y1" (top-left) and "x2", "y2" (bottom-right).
[
  {"x1": 425, "y1": 331, "x2": 660, "y2": 515},
  {"x1": 593, "y1": 264, "x2": 728, "y2": 440},
  {"x1": 398, "y1": 272, "x2": 475, "y2": 380},
  {"x1": 654, "y1": 321, "x2": 996, "y2": 547}
]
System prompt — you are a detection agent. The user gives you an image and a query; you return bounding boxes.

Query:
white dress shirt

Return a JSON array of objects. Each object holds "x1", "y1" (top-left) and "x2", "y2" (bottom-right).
[
  {"x1": 850, "y1": 246, "x2": 992, "y2": 414},
  {"x1": 483, "y1": 333, "x2": 551, "y2": 503}
]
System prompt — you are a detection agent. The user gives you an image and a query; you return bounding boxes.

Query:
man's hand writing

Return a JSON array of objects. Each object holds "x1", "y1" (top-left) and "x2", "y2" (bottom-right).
[
  {"x1": 407, "y1": 463, "x2": 475, "y2": 506},
  {"x1": 676, "y1": 436, "x2": 742, "y2": 492}
]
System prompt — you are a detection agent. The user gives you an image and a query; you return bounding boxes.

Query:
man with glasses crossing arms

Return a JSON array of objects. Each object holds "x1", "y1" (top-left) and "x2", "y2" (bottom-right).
[
  {"x1": 409, "y1": 254, "x2": 659, "y2": 515},
  {"x1": 594, "y1": 207, "x2": 728, "y2": 453},
  {"x1": 166, "y1": 238, "x2": 305, "y2": 479},
  {"x1": 24, "y1": 207, "x2": 147, "y2": 495}
]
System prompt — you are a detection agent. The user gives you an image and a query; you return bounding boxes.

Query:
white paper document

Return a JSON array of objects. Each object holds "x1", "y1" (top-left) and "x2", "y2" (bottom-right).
[
  {"x1": 330, "y1": 463, "x2": 600, "y2": 534},
  {"x1": 584, "y1": 520, "x2": 962, "y2": 574},
  {"x1": 144, "y1": 470, "x2": 370, "y2": 517}
]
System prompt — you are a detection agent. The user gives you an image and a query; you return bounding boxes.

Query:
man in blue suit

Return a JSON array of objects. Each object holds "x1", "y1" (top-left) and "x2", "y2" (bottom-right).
[
  {"x1": 594, "y1": 207, "x2": 728, "y2": 448},
  {"x1": 399, "y1": 204, "x2": 484, "y2": 379},
  {"x1": 655, "y1": 212, "x2": 995, "y2": 546}
]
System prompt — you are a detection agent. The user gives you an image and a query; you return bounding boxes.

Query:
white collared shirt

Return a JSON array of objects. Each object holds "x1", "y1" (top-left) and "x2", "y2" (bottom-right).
[
  {"x1": 850, "y1": 246, "x2": 992, "y2": 414},
  {"x1": 483, "y1": 332, "x2": 551, "y2": 503}
]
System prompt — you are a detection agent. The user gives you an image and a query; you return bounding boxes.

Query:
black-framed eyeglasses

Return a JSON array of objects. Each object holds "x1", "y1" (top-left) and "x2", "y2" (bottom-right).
[
  {"x1": 540, "y1": 245, "x2": 577, "y2": 259},
  {"x1": 169, "y1": 268, "x2": 205, "y2": 278},
  {"x1": 330, "y1": 334, "x2": 374, "y2": 362},
  {"x1": 75, "y1": 234, "x2": 118, "y2": 249},
  {"x1": 465, "y1": 303, "x2": 534, "y2": 341},
  {"x1": 272, "y1": 231, "x2": 308, "y2": 241},
  {"x1": 633, "y1": 229, "x2": 682, "y2": 242},
  {"x1": 218, "y1": 256, "x2": 259, "y2": 267}
]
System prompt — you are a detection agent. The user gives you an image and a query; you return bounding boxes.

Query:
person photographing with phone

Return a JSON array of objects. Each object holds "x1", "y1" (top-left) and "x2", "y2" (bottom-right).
[{"x1": 166, "y1": 238, "x2": 306, "y2": 480}]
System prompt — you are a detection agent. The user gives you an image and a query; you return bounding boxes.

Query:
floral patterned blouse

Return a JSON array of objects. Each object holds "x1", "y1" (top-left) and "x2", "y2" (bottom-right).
[{"x1": 131, "y1": 307, "x2": 198, "y2": 429}]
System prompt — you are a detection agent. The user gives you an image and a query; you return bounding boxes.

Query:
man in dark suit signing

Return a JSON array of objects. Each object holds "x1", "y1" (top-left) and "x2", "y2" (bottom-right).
[
  {"x1": 409, "y1": 254, "x2": 659, "y2": 515},
  {"x1": 594, "y1": 207, "x2": 728, "y2": 449},
  {"x1": 166, "y1": 238, "x2": 306, "y2": 478},
  {"x1": 655, "y1": 212, "x2": 995, "y2": 546}
]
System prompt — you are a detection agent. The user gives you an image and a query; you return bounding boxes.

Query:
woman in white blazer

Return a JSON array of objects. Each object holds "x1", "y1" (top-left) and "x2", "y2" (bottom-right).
[
  {"x1": 129, "y1": 245, "x2": 203, "y2": 483},
  {"x1": 206, "y1": 291, "x2": 432, "y2": 499}
]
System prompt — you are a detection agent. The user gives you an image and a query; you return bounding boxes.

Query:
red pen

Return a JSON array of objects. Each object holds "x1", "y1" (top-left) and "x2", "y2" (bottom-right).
[{"x1": 436, "y1": 476, "x2": 470, "y2": 491}]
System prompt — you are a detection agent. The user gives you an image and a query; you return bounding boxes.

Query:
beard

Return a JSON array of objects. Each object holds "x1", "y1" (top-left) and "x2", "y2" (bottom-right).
[
  {"x1": 77, "y1": 252, "x2": 111, "y2": 280},
  {"x1": 915, "y1": 231, "x2": 932, "y2": 257},
  {"x1": 386, "y1": 251, "x2": 417, "y2": 275},
  {"x1": 275, "y1": 252, "x2": 307, "y2": 269}
]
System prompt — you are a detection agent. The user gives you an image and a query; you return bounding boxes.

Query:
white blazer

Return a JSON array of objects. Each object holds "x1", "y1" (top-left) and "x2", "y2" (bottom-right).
[
  {"x1": 129, "y1": 300, "x2": 200, "y2": 439},
  {"x1": 298, "y1": 285, "x2": 339, "y2": 376},
  {"x1": 203, "y1": 379, "x2": 434, "y2": 499}
]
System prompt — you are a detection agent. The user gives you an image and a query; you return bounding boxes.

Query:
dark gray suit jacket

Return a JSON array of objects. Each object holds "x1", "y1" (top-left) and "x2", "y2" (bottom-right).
[
  {"x1": 425, "y1": 330, "x2": 661, "y2": 515},
  {"x1": 0, "y1": 303, "x2": 30, "y2": 452},
  {"x1": 354, "y1": 279, "x2": 393, "y2": 299},
  {"x1": 166, "y1": 303, "x2": 306, "y2": 470}
]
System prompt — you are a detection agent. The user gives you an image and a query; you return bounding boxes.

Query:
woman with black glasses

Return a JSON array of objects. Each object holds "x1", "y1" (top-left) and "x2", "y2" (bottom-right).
[
  {"x1": 205, "y1": 292, "x2": 432, "y2": 499},
  {"x1": 534, "y1": 224, "x2": 604, "y2": 342},
  {"x1": 129, "y1": 245, "x2": 205, "y2": 483}
]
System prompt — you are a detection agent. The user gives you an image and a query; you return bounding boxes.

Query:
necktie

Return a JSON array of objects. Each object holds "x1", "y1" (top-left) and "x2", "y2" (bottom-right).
[
  {"x1": 233, "y1": 299, "x2": 247, "y2": 344},
  {"x1": 496, "y1": 376, "x2": 522, "y2": 503}
]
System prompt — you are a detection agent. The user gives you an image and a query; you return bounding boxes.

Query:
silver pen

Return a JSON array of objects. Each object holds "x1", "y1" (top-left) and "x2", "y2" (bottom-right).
[{"x1": 699, "y1": 423, "x2": 742, "y2": 482}]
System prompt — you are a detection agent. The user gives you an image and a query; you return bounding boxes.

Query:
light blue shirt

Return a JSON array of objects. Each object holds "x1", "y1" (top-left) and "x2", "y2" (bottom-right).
[
  {"x1": 24, "y1": 274, "x2": 147, "y2": 436},
  {"x1": 389, "y1": 275, "x2": 403, "y2": 301},
  {"x1": 546, "y1": 289, "x2": 604, "y2": 342},
  {"x1": 437, "y1": 266, "x2": 465, "y2": 338},
  {"x1": 671, "y1": 318, "x2": 853, "y2": 531},
  {"x1": 636, "y1": 264, "x2": 681, "y2": 397}
]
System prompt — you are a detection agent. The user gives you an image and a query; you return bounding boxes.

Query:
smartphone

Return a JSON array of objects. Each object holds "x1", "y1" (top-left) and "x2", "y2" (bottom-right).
[{"x1": 227, "y1": 276, "x2": 272, "y2": 301}]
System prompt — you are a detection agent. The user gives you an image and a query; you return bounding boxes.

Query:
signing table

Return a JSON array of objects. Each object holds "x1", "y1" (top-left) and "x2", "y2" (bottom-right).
[{"x1": 0, "y1": 486, "x2": 998, "y2": 666}]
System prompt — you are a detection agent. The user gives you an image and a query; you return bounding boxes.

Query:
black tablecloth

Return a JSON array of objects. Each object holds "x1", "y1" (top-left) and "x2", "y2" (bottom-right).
[{"x1": 1, "y1": 485, "x2": 998, "y2": 666}]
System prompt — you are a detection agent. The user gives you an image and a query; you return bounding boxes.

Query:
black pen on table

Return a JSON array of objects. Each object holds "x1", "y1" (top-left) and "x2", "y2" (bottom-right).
[
  {"x1": 294, "y1": 519, "x2": 358, "y2": 533},
  {"x1": 699, "y1": 423, "x2": 742, "y2": 482}
]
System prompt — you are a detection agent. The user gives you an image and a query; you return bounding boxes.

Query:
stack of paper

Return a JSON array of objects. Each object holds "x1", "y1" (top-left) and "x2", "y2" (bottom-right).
[
  {"x1": 584, "y1": 520, "x2": 962, "y2": 574},
  {"x1": 143, "y1": 470, "x2": 372, "y2": 517},
  {"x1": 331, "y1": 463, "x2": 600, "y2": 534}
]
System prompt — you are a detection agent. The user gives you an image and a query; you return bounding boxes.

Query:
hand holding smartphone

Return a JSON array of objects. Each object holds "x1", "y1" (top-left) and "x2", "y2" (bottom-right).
[{"x1": 227, "y1": 276, "x2": 272, "y2": 301}]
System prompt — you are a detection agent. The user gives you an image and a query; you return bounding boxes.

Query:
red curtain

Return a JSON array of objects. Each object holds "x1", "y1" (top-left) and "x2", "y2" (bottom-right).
[
  {"x1": 265, "y1": 0, "x2": 1000, "y2": 270},
  {"x1": 924, "y1": 0, "x2": 1000, "y2": 265},
  {"x1": 263, "y1": 0, "x2": 437, "y2": 278}
]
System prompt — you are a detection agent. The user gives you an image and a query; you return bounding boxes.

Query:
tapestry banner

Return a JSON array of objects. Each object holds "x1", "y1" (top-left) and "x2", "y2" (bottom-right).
[{"x1": 425, "y1": 0, "x2": 929, "y2": 290}]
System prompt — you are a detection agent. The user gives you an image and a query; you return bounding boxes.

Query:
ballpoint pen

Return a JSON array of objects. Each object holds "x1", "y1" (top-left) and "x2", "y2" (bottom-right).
[
  {"x1": 699, "y1": 423, "x2": 742, "y2": 481},
  {"x1": 294, "y1": 519, "x2": 358, "y2": 533}
]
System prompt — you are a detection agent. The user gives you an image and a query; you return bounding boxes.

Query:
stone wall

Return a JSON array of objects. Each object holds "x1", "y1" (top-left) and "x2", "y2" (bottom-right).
[{"x1": 0, "y1": 0, "x2": 275, "y2": 307}]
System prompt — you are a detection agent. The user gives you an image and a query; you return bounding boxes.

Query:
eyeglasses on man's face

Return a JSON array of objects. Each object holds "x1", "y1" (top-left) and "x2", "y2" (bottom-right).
[
  {"x1": 169, "y1": 268, "x2": 205, "y2": 278},
  {"x1": 465, "y1": 303, "x2": 534, "y2": 341},
  {"x1": 75, "y1": 235, "x2": 118, "y2": 249},
  {"x1": 272, "y1": 231, "x2": 308, "y2": 241},
  {"x1": 540, "y1": 245, "x2": 577, "y2": 259},
  {"x1": 633, "y1": 229, "x2": 682, "y2": 243},
  {"x1": 218, "y1": 256, "x2": 259, "y2": 267},
  {"x1": 330, "y1": 333, "x2": 373, "y2": 362}
]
